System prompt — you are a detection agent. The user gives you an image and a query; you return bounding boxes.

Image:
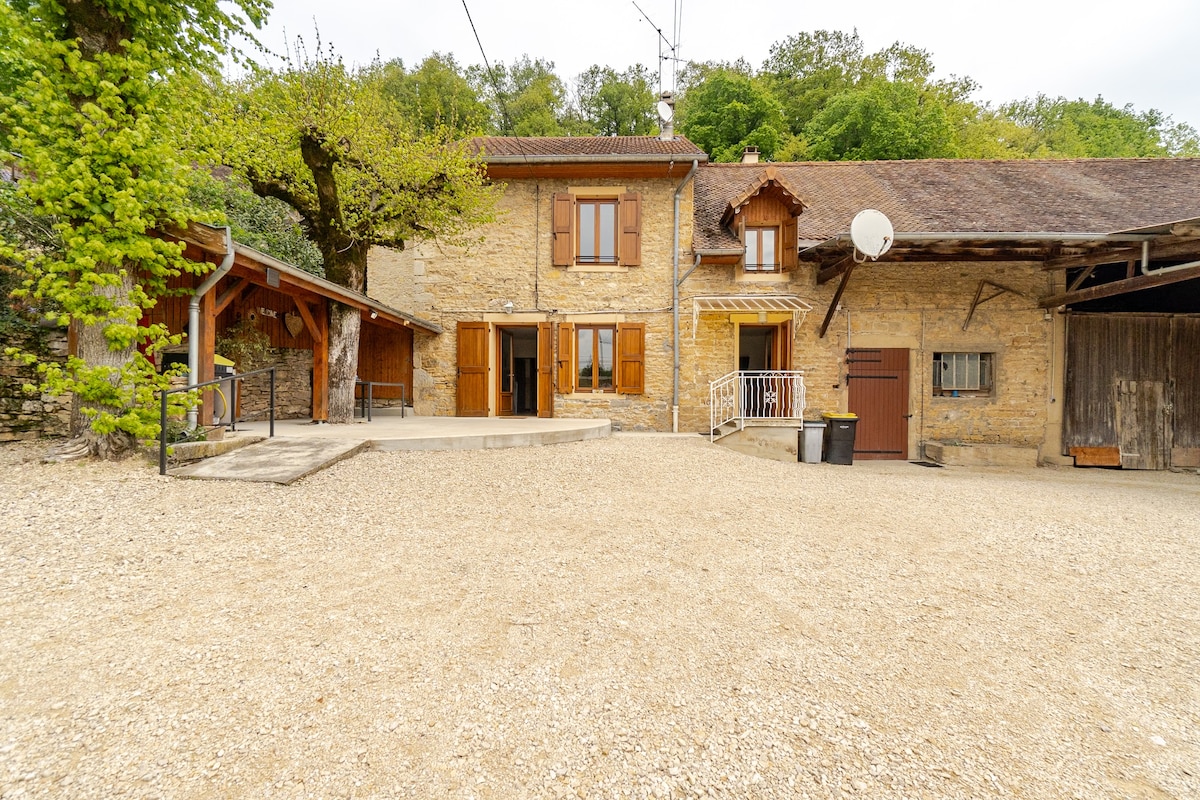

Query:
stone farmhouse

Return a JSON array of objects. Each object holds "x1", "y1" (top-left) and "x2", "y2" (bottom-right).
[{"x1": 368, "y1": 136, "x2": 1200, "y2": 470}]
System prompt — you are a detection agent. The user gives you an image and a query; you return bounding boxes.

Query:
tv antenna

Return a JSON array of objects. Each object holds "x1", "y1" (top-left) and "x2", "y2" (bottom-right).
[{"x1": 632, "y1": 1, "x2": 683, "y2": 96}]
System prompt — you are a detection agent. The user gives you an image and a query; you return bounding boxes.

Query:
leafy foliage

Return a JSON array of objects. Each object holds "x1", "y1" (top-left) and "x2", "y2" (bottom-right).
[
  {"x1": 0, "y1": 0, "x2": 266, "y2": 456},
  {"x1": 677, "y1": 68, "x2": 790, "y2": 162},
  {"x1": 573, "y1": 65, "x2": 658, "y2": 136},
  {"x1": 187, "y1": 170, "x2": 324, "y2": 275},
  {"x1": 208, "y1": 41, "x2": 495, "y2": 421},
  {"x1": 377, "y1": 53, "x2": 491, "y2": 137}
]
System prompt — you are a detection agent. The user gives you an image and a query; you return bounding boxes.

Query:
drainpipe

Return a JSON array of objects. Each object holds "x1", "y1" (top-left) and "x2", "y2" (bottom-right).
[
  {"x1": 672, "y1": 160, "x2": 699, "y2": 433},
  {"x1": 187, "y1": 226, "x2": 235, "y2": 429},
  {"x1": 1139, "y1": 240, "x2": 1200, "y2": 276}
]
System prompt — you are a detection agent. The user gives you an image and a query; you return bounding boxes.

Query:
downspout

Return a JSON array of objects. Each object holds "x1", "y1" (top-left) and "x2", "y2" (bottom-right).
[
  {"x1": 187, "y1": 226, "x2": 235, "y2": 430},
  {"x1": 672, "y1": 160, "x2": 700, "y2": 433},
  {"x1": 1140, "y1": 240, "x2": 1200, "y2": 276}
]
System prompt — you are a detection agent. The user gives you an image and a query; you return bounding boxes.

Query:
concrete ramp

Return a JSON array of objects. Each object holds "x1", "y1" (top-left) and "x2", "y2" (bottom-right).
[{"x1": 169, "y1": 437, "x2": 369, "y2": 484}]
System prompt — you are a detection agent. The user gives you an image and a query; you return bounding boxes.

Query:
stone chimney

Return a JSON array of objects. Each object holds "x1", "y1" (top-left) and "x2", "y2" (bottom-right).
[
  {"x1": 742, "y1": 146, "x2": 760, "y2": 164},
  {"x1": 658, "y1": 91, "x2": 675, "y2": 142}
]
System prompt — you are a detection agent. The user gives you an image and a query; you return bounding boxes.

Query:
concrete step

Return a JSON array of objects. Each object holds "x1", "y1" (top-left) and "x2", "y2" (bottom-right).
[{"x1": 169, "y1": 437, "x2": 370, "y2": 484}]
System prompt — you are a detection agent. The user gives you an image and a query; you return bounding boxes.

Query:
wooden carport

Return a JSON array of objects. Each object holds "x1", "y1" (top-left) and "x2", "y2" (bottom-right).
[{"x1": 160, "y1": 222, "x2": 441, "y2": 422}]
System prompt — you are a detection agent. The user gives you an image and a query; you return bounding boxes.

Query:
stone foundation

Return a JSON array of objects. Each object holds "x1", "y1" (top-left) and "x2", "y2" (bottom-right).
[{"x1": 924, "y1": 440, "x2": 1039, "y2": 468}]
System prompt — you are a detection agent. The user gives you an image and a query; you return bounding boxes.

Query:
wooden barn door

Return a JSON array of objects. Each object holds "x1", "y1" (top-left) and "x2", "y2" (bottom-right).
[
  {"x1": 847, "y1": 348, "x2": 910, "y2": 460},
  {"x1": 1171, "y1": 317, "x2": 1200, "y2": 468},
  {"x1": 1116, "y1": 380, "x2": 1171, "y2": 470},
  {"x1": 456, "y1": 321, "x2": 488, "y2": 417}
]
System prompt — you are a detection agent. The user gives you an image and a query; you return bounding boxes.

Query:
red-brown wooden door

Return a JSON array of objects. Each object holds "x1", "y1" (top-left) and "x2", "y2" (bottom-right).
[
  {"x1": 847, "y1": 348, "x2": 910, "y2": 460},
  {"x1": 457, "y1": 321, "x2": 488, "y2": 417}
]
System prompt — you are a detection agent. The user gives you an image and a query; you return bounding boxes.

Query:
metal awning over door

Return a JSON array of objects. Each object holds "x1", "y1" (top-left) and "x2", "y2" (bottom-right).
[{"x1": 692, "y1": 295, "x2": 812, "y2": 337}]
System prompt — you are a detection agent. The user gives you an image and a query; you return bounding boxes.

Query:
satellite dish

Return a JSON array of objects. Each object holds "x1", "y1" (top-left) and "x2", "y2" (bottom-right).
[
  {"x1": 656, "y1": 100, "x2": 674, "y2": 123},
  {"x1": 849, "y1": 209, "x2": 894, "y2": 260}
]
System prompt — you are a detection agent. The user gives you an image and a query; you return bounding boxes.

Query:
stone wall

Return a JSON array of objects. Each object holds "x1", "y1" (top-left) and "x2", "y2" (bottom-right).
[
  {"x1": 237, "y1": 347, "x2": 312, "y2": 420},
  {"x1": 369, "y1": 177, "x2": 1054, "y2": 451},
  {"x1": 0, "y1": 327, "x2": 71, "y2": 442}
]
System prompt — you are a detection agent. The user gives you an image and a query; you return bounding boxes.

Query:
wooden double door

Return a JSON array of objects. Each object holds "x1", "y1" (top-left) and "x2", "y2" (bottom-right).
[
  {"x1": 846, "y1": 348, "x2": 910, "y2": 460},
  {"x1": 456, "y1": 321, "x2": 554, "y2": 418}
]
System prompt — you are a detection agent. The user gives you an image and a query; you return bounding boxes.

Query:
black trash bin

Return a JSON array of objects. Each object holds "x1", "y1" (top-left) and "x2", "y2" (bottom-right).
[{"x1": 821, "y1": 413, "x2": 858, "y2": 465}]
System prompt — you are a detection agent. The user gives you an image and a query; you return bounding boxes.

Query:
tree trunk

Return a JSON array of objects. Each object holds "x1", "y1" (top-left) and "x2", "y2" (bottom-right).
[
  {"x1": 71, "y1": 270, "x2": 140, "y2": 459},
  {"x1": 327, "y1": 300, "x2": 361, "y2": 423}
]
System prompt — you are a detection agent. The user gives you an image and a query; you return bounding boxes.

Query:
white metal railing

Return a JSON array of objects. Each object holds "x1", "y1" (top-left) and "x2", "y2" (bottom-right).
[{"x1": 709, "y1": 370, "x2": 806, "y2": 441}]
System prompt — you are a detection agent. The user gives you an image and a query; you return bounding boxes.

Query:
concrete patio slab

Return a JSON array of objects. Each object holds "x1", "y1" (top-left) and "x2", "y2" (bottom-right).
[{"x1": 169, "y1": 437, "x2": 369, "y2": 484}]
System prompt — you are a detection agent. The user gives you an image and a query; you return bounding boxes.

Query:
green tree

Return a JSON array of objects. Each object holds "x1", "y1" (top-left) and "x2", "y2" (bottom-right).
[
  {"x1": 1002, "y1": 95, "x2": 1198, "y2": 158},
  {"x1": 0, "y1": 0, "x2": 266, "y2": 458},
  {"x1": 803, "y1": 79, "x2": 958, "y2": 160},
  {"x1": 761, "y1": 30, "x2": 865, "y2": 134},
  {"x1": 677, "y1": 68, "x2": 790, "y2": 162},
  {"x1": 470, "y1": 55, "x2": 574, "y2": 135},
  {"x1": 212, "y1": 46, "x2": 494, "y2": 423},
  {"x1": 573, "y1": 65, "x2": 657, "y2": 136},
  {"x1": 377, "y1": 53, "x2": 489, "y2": 137}
]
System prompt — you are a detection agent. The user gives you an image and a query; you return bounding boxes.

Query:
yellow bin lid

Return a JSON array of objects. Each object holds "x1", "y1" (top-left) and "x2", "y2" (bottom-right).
[
  {"x1": 213, "y1": 354, "x2": 236, "y2": 367},
  {"x1": 822, "y1": 412, "x2": 858, "y2": 419}
]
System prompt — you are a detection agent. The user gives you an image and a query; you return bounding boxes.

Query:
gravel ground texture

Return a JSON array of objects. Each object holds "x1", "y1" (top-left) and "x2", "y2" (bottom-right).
[{"x1": 1, "y1": 434, "x2": 1198, "y2": 799}]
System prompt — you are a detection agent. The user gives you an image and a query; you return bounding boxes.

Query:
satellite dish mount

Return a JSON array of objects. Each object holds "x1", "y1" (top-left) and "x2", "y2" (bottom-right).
[{"x1": 849, "y1": 209, "x2": 894, "y2": 263}]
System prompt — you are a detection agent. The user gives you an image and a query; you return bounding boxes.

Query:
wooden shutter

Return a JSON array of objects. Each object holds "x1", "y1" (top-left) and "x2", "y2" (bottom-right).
[
  {"x1": 456, "y1": 321, "x2": 489, "y2": 417},
  {"x1": 556, "y1": 322, "x2": 574, "y2": 393},
  {"x1": 616, "y1": 322, "x2": 645, "y2": 395},
  {"x1": 537, "y1": 321, "x2": 554, "y2": 418},
  {"x1": 619, "y1": 193, "x2": 642, "y2": 266},
  {"x1": 781, "y1": 215, "x2": 798, "y2": 271},
  {"x1": 552, "y1": 193, "x2": 574, "y2": 266}
]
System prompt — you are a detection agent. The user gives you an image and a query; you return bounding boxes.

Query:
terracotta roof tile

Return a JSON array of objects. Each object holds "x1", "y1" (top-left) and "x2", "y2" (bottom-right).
[
  {"x1": 693, "y1": 159, "x2": 1200, "y2": 250},
  {"x1": 471, "y1": 136, "x2": 707, "y2": 159}
]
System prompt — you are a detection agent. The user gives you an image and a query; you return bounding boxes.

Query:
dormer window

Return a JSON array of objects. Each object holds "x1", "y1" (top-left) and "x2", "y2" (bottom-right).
[{"x1": 745, "y1": 227, "x2": 779, "y2": 272}]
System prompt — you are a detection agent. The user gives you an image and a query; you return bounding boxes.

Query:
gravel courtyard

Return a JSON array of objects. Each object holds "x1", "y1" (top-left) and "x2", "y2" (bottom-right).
[{"x1": 1, "y1": 435, "x2": 1197, "y2": 799}]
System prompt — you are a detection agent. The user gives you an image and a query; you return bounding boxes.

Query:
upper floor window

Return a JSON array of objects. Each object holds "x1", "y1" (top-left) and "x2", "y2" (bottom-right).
[
  {"x1": 551, "y1": 192, "x2": 642, "y2": 268},
  {"x1": 933, "y1": 352, "x2": 994, "y2": 396},
  {"x1": 745, "y1": 227, "x2": 779, "y2": 272},
  {"x1": 577, "y1": 200, "x2": 618, "y2": 264}
]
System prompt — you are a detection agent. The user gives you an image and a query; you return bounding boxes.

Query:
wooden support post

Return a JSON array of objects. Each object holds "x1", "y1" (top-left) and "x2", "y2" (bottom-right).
[
  {"x1": 311, "y1": 299, "x2": 329, "y2": 422},
  {"x1": 199, "y1": 286, "x2": 216, "y2": 425},
  {"x1": 818, "y1": 261, "x2": 856, "y2": 339}
]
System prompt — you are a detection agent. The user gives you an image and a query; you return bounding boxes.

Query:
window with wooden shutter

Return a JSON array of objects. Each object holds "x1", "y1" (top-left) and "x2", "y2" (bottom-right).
[
  {"x1": 619, "y1": 192, "x2": 642, "y2": 266},
  {"x1": 556, "y1": 322, "x2": 574, "y2": 392},
  {"x1": 616, "y1": 323, "x2": 645, "y2": 395},
  {"x1": 781, "y1": 215, "x2": 798, "y2": 271},
  {"x1": 552, "y1": 193, "x2": 574, "y2": 266}
]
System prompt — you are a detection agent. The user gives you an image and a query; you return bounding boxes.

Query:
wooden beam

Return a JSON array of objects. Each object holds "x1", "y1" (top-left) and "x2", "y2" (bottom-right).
[
  {"x1": 311, "y1": 300, "x2": 329, "y2": 422},
  {"x1": 817, "y1": 255, "x2": 854, "y2": 285},
  {"x1": 1040, "y1": 263, "x2": 1200, "y2": 307},
  {"x1": 1066, "y1": 265, "x2": 1096, "y2": 293},
  {"x1": 1043, "y1": 238, "x2": 1200, "y2": 270},
  {"x1": 293, "y1": 298, "x2": 324, "y2": 343},
  {"x1": 818, "y1": 262, "x2": 856, "y2": 339},
  {"x1": 164, "y1": 221, "x2": 230, "y2": 254},
  {"x1": 213, "y1": 277, "x2": 249, "y2": 317}
]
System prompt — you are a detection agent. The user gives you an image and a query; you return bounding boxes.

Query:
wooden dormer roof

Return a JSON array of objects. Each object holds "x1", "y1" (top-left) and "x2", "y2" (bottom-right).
[{"x1": 720, "y1": 166, "x2": 807, "y2": 228}]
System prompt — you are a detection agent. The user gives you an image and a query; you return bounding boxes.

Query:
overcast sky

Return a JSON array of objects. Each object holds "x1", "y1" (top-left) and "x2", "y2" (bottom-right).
[{"x1": 247, "y1": 0, "x2": 1200, "y2": 133}]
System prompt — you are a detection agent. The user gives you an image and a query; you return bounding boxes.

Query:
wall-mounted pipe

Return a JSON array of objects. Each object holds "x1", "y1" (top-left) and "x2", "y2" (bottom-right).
[
  {"x1": 186, "y1": 226, "x2": 234, "y2": 429},
  {"x1": 672, "y1": 160, "x2": 700, "y2": 433}
]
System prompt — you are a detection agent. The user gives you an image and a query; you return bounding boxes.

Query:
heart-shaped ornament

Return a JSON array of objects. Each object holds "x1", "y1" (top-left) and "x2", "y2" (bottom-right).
[{"x1": 284, "y1": 312, "x2": 304, "y2": 338}]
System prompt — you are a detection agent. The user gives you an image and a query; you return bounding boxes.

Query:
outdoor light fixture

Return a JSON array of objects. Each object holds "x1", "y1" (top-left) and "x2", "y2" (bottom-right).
[
  {"x1": 502, "y1": 300, "x2": 514, "y2": 314},
  {"x1": 370, "y1": 311, "x2": 378, "y2": 319}
]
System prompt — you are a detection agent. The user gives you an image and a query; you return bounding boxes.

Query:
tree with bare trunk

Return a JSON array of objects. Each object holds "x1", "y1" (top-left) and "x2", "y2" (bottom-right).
[
  {"x1": 209, "y1": 45, "x2": 494, "y2": 423},
  {"x1": 0, "y1": 0, "x2": 267, "y2": 459}
]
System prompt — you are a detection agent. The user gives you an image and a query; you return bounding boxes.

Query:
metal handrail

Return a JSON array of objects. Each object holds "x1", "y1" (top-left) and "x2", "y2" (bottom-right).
[
  {"x1": 354, "y1": 379, "x2": 407, "y2": 422},
  {"x1": 158, "y1": 366, "x2": 276, "y2": 475},
  {"x1": 710, "y1": 370, "x2": 806, "y2": 441}
]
